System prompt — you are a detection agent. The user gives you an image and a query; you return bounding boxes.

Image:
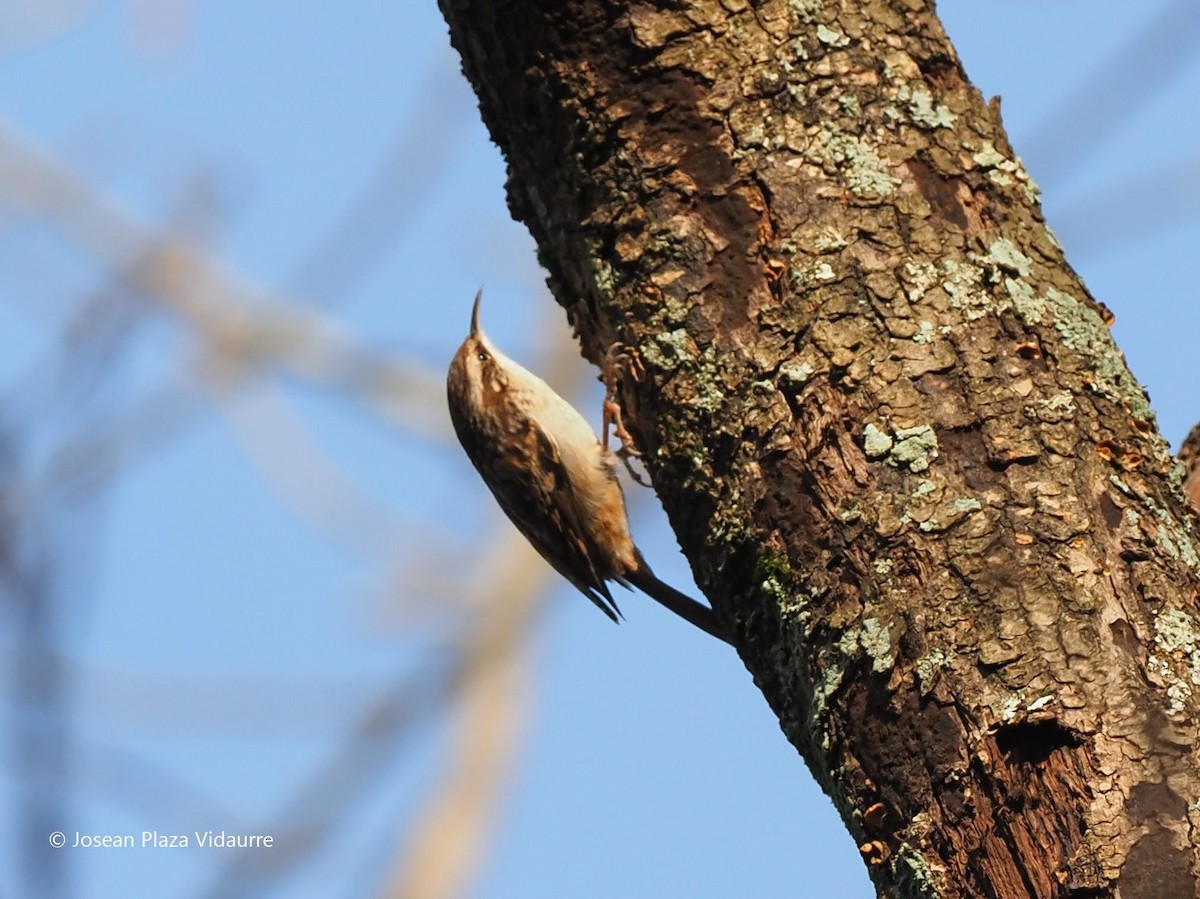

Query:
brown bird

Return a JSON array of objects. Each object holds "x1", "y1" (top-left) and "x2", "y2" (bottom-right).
[{"x1": 446, "y1": 289, "x2": 729, "y2": 644}]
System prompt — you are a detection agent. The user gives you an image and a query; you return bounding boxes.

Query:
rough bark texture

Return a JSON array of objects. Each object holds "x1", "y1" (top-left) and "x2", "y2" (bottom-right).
[{"x1": 438, "y1": 1, "x2": 1200, "y2": 896}]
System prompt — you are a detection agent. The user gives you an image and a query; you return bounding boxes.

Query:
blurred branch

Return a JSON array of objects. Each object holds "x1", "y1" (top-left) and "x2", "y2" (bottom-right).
[
  {"x1": 0, "y1": 253, "x2": 172, "y2": 899},
  {"x1": 77, "y1": 737, "x2": 239, "y2": 829},
  {"x1": 0, "y1": 126, "x2": 446, "y2": 440},
  {"x1": 1020, "y1": 0, "x2": 1200, "y2": 190},
  {"x1": 0, "y1": 44, "x2": 583, "y2": 899},
  {"x1": 0, "y1": 121, "x2": 451, "y2": 599},
  {"x1": 195, "y1": 655, "x2": 462, "y2": 899},
  {"x1": 0, "y1": 645, "x2": 424, "y2": 734},
  {"x1": 382, "y1": 531, "x2": 547, "y2": 899},
  {"x1": 215, "y1": 381, "x2": 406, "y2": 557},
  {"x1": 381, "y1": 338, "x2": 585, "y2": 899},
  {"x1": 0, "y1": 0, "x2": 101, "y2": 50},
  {"x1": 284, "y1": 56, "x2": 473, "y2": 307},
  {"x1": 1050, "y1": 154, "x2": 1200, "y2": 257},
  {"x1": 185, "y1": 528, "x2": 550, "y2": 899},
  {"x1": 196, "y1": 341, "x2": 575, "y2": 898}
]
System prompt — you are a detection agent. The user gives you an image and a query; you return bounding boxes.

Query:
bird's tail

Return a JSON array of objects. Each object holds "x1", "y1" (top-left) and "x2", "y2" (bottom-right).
[{"x1": 626, "y1": 564, "x2": 731, "y2": 645}]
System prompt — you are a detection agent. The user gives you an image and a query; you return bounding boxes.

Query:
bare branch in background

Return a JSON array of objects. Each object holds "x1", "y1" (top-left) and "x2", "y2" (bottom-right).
[
  {"x1": 0, "y1": 0, "x2": 102, "y2": 50},
  {"x1": 1021, "y1": 0, "x2": 1200, "y2": 189},
  {"x1": 381, "y1": 333, "x2": 589, "y2": 899},
  {"x1": 194, "y1": 528, "x2": 552, "y2": 898},
  {"x1": 0, "y1": 73, "x2": 567, "y2": 895},
  {"x1": 284, "y1": 57, "x2": 475, "y2": 308},
  {"x1": 1051, "y1": 154, "x2": 1200, "y2": 257},
  {"x1": 0, "y1": 126, "x2": 447, "y2": 440},
  {"x1": 384, "y1": 529, "x2": 548, "y2": 899}
]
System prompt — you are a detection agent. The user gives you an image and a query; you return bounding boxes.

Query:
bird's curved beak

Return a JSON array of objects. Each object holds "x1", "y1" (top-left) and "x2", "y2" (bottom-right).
[{"x1": 470, "y1": 287, "x2": 483, "y2": 337}]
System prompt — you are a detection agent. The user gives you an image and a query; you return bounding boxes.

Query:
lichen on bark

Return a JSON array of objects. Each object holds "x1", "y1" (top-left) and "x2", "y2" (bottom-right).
[{"x1": 439, "y1": 0, "x2": 1200, "y2": 895}]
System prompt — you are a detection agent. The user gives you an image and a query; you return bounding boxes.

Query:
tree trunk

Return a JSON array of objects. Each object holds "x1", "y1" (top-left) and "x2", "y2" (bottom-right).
[{"x1": 437, "y1": 1, "x2": 1200, "y2": 896}]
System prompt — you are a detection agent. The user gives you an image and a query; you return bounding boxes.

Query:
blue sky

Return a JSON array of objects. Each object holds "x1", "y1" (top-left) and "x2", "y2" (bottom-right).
[{"x1": 0, "y1": 2, "x2": 1196, "y2": 897}]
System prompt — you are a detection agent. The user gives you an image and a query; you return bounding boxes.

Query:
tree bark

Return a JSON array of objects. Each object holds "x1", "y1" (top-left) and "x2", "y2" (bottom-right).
[{"x1": 438, "y1": 1, "x2": 1200, "y2": 896}]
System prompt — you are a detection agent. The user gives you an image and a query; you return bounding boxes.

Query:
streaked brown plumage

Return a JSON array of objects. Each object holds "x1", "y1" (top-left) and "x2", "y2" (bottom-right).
[{"x1": 446, "y1": 289, "x2": 729, "y2": 644}]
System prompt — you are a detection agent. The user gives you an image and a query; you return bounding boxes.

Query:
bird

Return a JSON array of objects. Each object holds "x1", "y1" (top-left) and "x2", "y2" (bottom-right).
[{"x1": 446, "y1": 288, "x2": 730, "y2": 644}]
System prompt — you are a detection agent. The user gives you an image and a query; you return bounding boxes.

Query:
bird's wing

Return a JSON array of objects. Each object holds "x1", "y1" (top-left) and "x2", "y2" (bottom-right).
[{"x1": 479, "y1": 416, "x2": 622, "y2": 622}]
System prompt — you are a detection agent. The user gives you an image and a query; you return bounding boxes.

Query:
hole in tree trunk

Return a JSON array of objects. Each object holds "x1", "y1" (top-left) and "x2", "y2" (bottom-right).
[{"x1": 994, "y1": 719, "x2": 1081, "y2": 766}]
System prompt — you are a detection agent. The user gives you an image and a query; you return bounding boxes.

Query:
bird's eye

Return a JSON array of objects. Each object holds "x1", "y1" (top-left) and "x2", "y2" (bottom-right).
[{"x1": 476, "y1": 350, "x2": 489, "y2": 363}]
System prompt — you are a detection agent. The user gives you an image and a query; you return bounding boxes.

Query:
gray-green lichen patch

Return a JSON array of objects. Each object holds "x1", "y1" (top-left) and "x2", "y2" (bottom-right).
[
  {"x1": 1150, "y1": 608, "x2": 1200, "y2": 713},
  {"x1": 1026, "y1": 693, "x2": 1054, "y2": 713},
  {"x1": 592, "y1": 255, "x2": 620, "y2": 293},
  {"x1": 1004, "y1": 275, "x2": 1037, "y2": 315},
  {"x1": 838, "y1": 502, "x2": 865, "y2": 524},
  {"x1": 811, "y1": 653, "x2": 848, "y2": 745},
  {"x1": 898, "y1": 83, "x2": 955, "y2": 129},
  {"x1": 641, "y1": 328, "x2": 696, "y2": 370},
  {"x1": 863, "y1": 423, "x2": 939, "y2": 472},
  {"x1": 758, "y1": 550, "x2": 813, "y2": 629},
  {"x1": 863, "y1": 423, "x2": 894, "y2": 459},
  {"x1": 971, "y1": 140, "x2": 1042, "y2": 205},
  {"x1": 811, "y1": 228, "x2": 849, "y2": 253},
  {"x1": 1169, "y1": 457, "x2": 1188, "y2": 491},
  {"x1": 911, "y1": 479, "x2": 936, "y2": 499},
  {"x1": 642, "y1": 334, "x2": 731, "y2": 445},
  {"x1": 903, "y1": 260, "x2": 938, "y2": 302},
  {"x1": 1039, "y1": 288, "x2": 1100, "y2": 351},
  {"x1": 766, "y1": 572, "x2": 809, "y2": 624},
  {"x1": 993, "y1": 691, "x2": 1024, "y2": 722},
  {"x1": 941, "y1": 258, "x2": 989, "y2": 319},
  {"x1": 807, "y1": 123, "x2": 898, "y2": 200},
  {"x1": 702, "y1": 464, "x2": 751, "y2": 542},
  {"x1": 815, "y1": 23, "x2": 850, "y2": 47},
  {"x1": 891, "y1": 425, "x2": 939, "y2": 472},
  {"x1": 914, "y1": 649, "x2": 951, "y2": 695},
  {"x1": 971, "y1": 142, "x2": 1007, "y2": 169},
  {"x1": 987, "y1": 238, "x2": 1033, "y2": 278},
  {"x1": 940, "y1": 245, "x2": 1159, "y2": 443},
  {"x1": 779, "y1": 359, "x2": 816, "y2": 389},
  {"x1": 1037, "y1": 392, "x2": 1076, "y2": 419},
  {"x1": 656, "y1": 289, "x2": 696, "y2": 325},
  {"x1": 788, "y1": 0, "x2": 824, "y2": 23},
  {"x1": 1154, "y1": 609, "x2": 1200, "y2": 661},
  {"x1": 792, "y1": 259, "x2": 839, "y2": 288},
  {"x1": 1038, "y1": 287, "x2": 1156, "y2": 423},
  {"x1": 1152, "y1": 517, "x2": 1200, "y2": 572},
  {"x1": 892, "y1": 823, "x2": 945, "y2": 899},
  {"x1": 861, "y1": 617, "x2": 895, "y2": 673}
]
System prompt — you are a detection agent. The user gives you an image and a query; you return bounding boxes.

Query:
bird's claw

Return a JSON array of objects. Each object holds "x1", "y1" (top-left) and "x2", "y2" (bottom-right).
[{"x1": 601, "y1": 343, "x2": 644, "y2": 456}]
